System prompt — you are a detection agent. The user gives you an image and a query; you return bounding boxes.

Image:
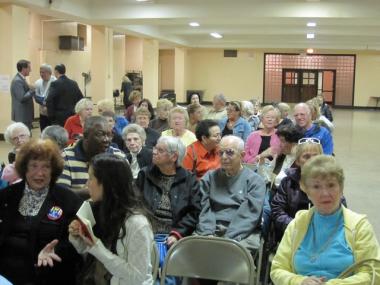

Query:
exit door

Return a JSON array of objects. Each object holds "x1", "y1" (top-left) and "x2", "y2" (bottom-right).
[{"x1": 282, "y1": 69, "x2": 318, "y2": 103}]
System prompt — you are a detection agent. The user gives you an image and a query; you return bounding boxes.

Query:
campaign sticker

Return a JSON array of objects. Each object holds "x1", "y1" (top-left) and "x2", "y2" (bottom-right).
[{"x1": 47, "y1": 206, "x2": 63, "y2": 221}]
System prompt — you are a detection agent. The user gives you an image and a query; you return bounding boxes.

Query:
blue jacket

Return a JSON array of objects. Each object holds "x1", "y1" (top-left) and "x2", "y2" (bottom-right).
[
  {"x1": 219, "y1": 116, "x2": 252, "y2": 142},
  {"x1": 114, "y1": 115, "x2": 129, "y2": 135},
  {"x1": 304, "y1": 123, "x2": 334, "y2": 154}
]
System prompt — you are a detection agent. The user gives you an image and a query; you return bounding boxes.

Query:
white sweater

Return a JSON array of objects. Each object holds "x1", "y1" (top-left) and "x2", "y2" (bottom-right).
[{"x1": 69, "y1": 214, "x2": 154, "y2": 285}]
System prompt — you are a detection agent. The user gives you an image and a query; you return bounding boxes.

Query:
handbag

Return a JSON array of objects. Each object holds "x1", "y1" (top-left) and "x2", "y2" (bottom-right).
[{"x1": 337, "y1": 258, "x2": 380, "y2": 285}]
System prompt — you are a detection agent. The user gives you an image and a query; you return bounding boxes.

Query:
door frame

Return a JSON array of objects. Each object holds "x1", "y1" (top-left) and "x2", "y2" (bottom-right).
[{"x1": 281, "y1": 69, "x2": 319, "y2": 103}]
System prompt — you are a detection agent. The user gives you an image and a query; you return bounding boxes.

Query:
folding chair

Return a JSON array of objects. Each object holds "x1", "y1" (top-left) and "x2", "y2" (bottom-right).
[
  {"x1": 160, "y1": 236, "x2": 256, "y2": 285},
  {"x1": 151, "y1": 241, "x2": 160, "y2": 283}
]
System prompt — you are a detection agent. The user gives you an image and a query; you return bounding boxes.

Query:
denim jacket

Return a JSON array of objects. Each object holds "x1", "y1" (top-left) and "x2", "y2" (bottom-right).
[{"x1": 219, "y1": 116, "x2": 252, "y2": 142}]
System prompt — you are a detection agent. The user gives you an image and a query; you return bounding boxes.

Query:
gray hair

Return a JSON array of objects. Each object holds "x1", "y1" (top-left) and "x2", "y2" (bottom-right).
[
  {"x1": 41, "y1": 125, "x2": 69, "y2": 150},
  {"x1": 83, "y1": 116, "x2": 108, "y2": 138},
  {"x1": 40, "y1": 63, "x2": 52, "y2": 73},
  {"x1": 75, "y1": 98, "x2": 93, "y2": 114},
  {"x1": 158, "y1": 136, "x2": 186, "y2": 166},
  {"x1": 294, "y1": 102, "x2": 311, "y2": 116},
  {"x1": 220, "y1": 135, "x2": 245, "y2": 152},
  {"x1": 122, "y1": 123, "x2": 146, "y2": 143},
  {"x1": 214, "y1": 93, "x2": 227, "y2": 104},
  {"x1": 4, "y1": 122, "x2": 31, "y2": 144},
  {"x1": 241, "y1": 100, "x2": 255, "y2": 117}
]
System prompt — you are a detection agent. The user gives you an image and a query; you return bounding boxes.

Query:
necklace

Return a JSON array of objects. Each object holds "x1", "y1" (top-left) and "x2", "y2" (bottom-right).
[{"x1": 308, "y1": 210, "x2": 342, "y2": 263}]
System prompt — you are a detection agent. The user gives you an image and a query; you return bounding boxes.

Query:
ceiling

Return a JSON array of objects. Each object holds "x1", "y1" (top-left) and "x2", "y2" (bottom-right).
[{"x1": 3, "y1": 0, "x2": 380, "y2": 51}]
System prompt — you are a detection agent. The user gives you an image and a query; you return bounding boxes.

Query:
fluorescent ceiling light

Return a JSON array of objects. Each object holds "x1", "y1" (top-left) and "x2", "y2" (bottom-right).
[
  {"x1": 307, "y1": 22, "x2": 317, "y2": 27},
  {"x1": 189, "y1": 22, "x2": 200, "y2": 27},
  {"x1": 306, "y1": 48, "x2": 314, "y2": 53},
  {"x1": 307, "y1": 33, "x2": 315, "y2": 39},
  {"x1": 210, "y1": 32, "x2": 223, "y2": 39},
  {"x1": 136, "y1": 0, "x2": 149, "y2": 2}
]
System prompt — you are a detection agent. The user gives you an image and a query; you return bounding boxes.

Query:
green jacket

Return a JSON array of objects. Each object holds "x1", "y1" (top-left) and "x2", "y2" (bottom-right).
[{"x1": 271, "y1": 206, "x2": 380, "y2": 285}]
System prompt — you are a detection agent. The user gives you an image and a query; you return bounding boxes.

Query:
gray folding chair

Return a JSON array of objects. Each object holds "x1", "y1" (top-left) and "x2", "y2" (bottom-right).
[
  {"x1": 151, "y1": 241, "x2": 160, "y2": 283},
  {"x1": 160, "y1": 236, "x2": 256, "y2": 285}
]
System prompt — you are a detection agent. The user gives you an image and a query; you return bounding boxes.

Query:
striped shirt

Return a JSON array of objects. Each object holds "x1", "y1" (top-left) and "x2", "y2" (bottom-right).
[{"x1": 57, "y1": 140, "x2": 126, "y2": 191}]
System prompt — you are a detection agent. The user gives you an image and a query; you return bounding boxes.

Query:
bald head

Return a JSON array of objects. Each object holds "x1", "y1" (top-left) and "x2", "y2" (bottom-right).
[{"x1": 294, "y1": 103, "x2": 312, "y2": 129}]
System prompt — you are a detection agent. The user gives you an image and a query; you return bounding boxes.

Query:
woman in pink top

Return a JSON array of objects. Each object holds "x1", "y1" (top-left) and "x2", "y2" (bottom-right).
[{"x1": 244, "y1": 105, "x2": 281, "y2": 163}]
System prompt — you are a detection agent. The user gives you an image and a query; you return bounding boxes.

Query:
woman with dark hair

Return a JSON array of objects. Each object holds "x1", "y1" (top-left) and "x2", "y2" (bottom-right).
[
  {"x1": 139, "y1": 98, "x2": 155, "y2": 120},
  {"x1": 219, "y1": 101, "x2": 251, "y2": 142},
  {"x1": 0, "y1": 139, "x2": 82, "y2": 285},
  {"x1": 69, "y1": 153, "x2": 154, "y2": 285}
]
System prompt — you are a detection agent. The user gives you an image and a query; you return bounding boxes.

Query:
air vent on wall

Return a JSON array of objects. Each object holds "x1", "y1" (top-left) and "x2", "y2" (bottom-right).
[
  {"x1": 59, "y1": 36, "x2": 84, "y2": 51},
  {"x1": 224, "y1": 49, "x2": 238, "y2": 57}
]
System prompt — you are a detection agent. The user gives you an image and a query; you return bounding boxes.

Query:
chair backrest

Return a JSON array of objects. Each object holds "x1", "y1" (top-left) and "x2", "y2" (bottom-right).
[
  {"x1": 151, "y1": 241, "x2": 160, "y2": 282},
  {"x1": 160, "y1": 236, "x2": 256, "y2": 285}
]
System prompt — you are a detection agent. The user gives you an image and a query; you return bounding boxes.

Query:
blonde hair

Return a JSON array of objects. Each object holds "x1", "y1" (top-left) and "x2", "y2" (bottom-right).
[
  {"x1": 301, "y1": 155, "x2": 344, "y2": 191},
  {"x1": 277, "y1": 102, "x2": 290, "y2": 119},
  {"x1": 169, "y1": 107, "x2": 189, "y2": 125},
  {"x1": 261, "y1": 105, "x2": 280, "y2": 122},
  {"x1": 306, "y1": 99, "x2": 320, "y2": 120},
  {"x1": 156, "y1": 98, "x2": 173, "y2": 110},
  {"x1": 135, "y1": 106, "x2": 151, "y2": 119},
  {"x1": 75, "y1": 98, "x2": 93, "y2": 114},
  {"x1": 295, "y1": 141, "x2": 323, "y2": 162},
  {"x1": 128, "y1": 90, "x2": 142, "y2": 102},
  {"x1": 97, "y1": 99, "x2": 114, "y2": 112}
]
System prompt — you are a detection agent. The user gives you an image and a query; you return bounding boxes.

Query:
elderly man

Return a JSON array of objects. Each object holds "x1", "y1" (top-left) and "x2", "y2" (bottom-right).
[
  {"x1": 57, "y1": 116, "x2": 126, "y2": 198},
  {"x1": 34, "y1": 64, "x2": 56, "y2": 131},
  {"x1": 183, "y1": 119, "x2": 221, "y2": 180},
  {"x1": 205, "y1": 93, "x2": 227, "y2": 121},
  {"x1": 10, "y1": 59, "x2": 34, "y2": 130},
  {"x1": 136, "y1": 136, "x2": 201, "y2": 246},
  {"x1": 293, "y1": 103, "x2": 334, "y2": 154},
  {"x1": 196, "y1": 135, "x2": 266, "y2": 251}
]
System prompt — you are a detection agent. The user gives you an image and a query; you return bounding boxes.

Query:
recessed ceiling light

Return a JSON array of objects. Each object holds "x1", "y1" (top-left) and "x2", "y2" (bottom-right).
[
  {"x1": 136, "y1": 0, "x2": 149, "y2": 2},
  {"x1": 210, "y1": 32, "x2": 223, "y2": 39},
  {"x1": 189, "y1": 22, "x2": 200, "y2": 27},
  {"x1": 307, "y1": 22, "x2": 317, "y2": 27},
  {"x1": 307, "y1": 33, "x2": 315, "y2": 39},
  {"x1": 306, "y1": 48, "x2": 314, "y2": 53}
]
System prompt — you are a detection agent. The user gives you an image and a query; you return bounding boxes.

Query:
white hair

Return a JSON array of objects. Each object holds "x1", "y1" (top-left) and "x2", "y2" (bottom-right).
[
  {"x1": 157, "y1": 136, "x2": 186, "y2": 166},
  {"x1": 220, "y1": 135, "x2": 245, "y2": 152},
  {"x1": 4, "y1": 122, "x2": 30, "y2": 144}
]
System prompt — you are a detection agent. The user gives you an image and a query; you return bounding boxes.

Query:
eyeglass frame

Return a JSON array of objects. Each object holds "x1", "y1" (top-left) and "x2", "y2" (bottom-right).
[{"x1": 298, "y1": 137, "x2": 321, "y2": 145}]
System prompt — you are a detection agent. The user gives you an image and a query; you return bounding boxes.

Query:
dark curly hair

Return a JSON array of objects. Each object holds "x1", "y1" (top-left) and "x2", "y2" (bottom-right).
[
  {"x1": 276, "y1": 124, "x2": 304, "y2": 143},
  {"x1": 15, "y1": 139, "x2": 64, "y2": 186}
]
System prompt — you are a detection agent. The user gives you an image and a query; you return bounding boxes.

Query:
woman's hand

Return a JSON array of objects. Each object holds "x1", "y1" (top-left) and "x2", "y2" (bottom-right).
[
  {"x1": 37, "y1": 239, "x2": 62, "y2": 267},
  {"x1": 301, "y1": 276, "x2": 326, "y2": 285},
  {"x1": 68, "y1": 219, "x2": 96, "y2": 247}
]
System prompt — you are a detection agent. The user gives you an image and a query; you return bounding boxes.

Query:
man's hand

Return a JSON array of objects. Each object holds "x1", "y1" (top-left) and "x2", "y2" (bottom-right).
[
  {"x1": 37, "y1": 239, "x2": 62, "y2": 267},
  {"x1": 166, "y1": 235, "x2": 179, "y2": 247}
]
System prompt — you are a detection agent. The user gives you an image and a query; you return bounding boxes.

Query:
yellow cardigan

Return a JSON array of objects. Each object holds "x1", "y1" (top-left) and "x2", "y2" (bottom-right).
[{"x1": 270, "y1": 206, "x2": 380, "y2": 285}]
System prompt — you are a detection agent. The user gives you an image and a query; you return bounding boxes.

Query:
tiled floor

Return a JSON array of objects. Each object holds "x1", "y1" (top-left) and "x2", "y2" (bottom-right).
[{"x1": 1, "y1": 109, "x2": 379, "y2": 239}]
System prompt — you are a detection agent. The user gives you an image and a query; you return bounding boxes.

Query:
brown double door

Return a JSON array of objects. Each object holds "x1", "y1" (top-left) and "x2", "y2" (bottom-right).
[{"x1": 282, "y1": 69, "x2": 318, "y2": 103}]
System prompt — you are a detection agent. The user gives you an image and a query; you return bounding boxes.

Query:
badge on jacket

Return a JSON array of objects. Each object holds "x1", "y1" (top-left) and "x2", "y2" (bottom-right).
[{"x1": 47, "y1": 206, "x2": 63, "y2": 221}]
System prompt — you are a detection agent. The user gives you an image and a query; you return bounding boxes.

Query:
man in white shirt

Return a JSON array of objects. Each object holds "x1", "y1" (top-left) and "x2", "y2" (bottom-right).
[
  {"x1": 34, "y1": 64, "x2": 56, "y2": 131},
  {"x1": 205, "y1": 93, "x2": 227, "y2": 122}
]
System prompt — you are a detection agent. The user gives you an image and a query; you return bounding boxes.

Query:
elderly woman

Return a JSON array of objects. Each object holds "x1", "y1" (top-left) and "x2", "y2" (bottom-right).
[
  {"x1": 271, "y1": 139, "x2": 323, "y2": 241},
  {"x1": 277, "y1": 102, "x2": 293, "y2": 128},
  {"x1": 64, "y1": 98, "x2": 93, "y2": 144},
  {"x1": 122, "y1": 124, "x2": 153, "y2": 179},
  {"x1": 149, "y1": 98, "x2": 173, "y2": 133},
  {"x1": 97, "y1": 98, "x2": 129, "y2": 135},
  {"x1": 69, "y1": 153, "x2": 153, "y2": 284},
  {"x1": 187, "y1": 103, "x2": 203, "y2": 133},
  {"x1": 135, "y1": 106, "x2": 160, "y2": 149},
  {"x1": 2, "y1": 122, "x2": 31, "y2": 184},
  {"x1": 241, "y1": 100, "x2": 261, "y2": 132},
  {"x1": 183, "y1": 119, "x2": 221, "y2": 180},
  {"x1": 219, "y1": 101, "x2": 251, "y2": 142},
  {"x1": 0, "y1": 139, "x2": 82, "y2": 285},
  {"x1": 161, "y1": 107, "x2": 197, "y2": 147},
  {"x1": 271, "y1": 155, "x2": 380, "y2": 285},
  {"x1": 136, "y1": 136, "x2": 201, "y2": 246},
  {"x1": 189, "y1": 93, "x2": 207, "y2": 117},
  {"x1": 124, "y1": 90, "x2": 142, "y2": 122},
  {"x1": 307, "y1": 99, "x2": 334, "y2": 132},
  {"x1": 4, "y1": 122, "x2": 31, "y2": 164},
  {"x1": 101, "y1": 110, "x2": 125, "y2": 150},
  {"x1": 244, "y1": 105, "x2": 281, "y2": 163},
  {"x1": 41, "y1": 125, "x2": 69, "y2": 150}
]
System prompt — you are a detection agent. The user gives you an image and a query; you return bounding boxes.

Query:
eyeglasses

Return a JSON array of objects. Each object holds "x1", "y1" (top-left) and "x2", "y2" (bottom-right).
[
  {"x1": 11, "y1": 134, "x2": 28, "y2": 143},
  {"x1": 298, "y1": 138, "x2": 320, "y2": 144},
  {"x1": 153, "y1": 146, "x2": 169, "y2": 154},
  {"x1": 218, "y1": 148, "x2": 237, "y2": 157}
]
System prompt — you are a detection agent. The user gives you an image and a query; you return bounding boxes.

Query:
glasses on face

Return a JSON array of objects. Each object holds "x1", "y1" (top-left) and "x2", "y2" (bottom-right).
[
  {"x1": 12, "y1": 134, "x2": 28, "y2": 143},
  {"x1": 153, "y1": 146, "x2": 169, "y2": 154},
  {"x1": 218, "y1": 148, "x2": 237, "y2": 157},
  {"x1": 298, "y1": 137, "x2": 320, "y2": 145}
]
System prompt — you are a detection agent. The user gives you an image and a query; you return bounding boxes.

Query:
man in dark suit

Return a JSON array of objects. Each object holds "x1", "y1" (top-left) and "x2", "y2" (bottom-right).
[
  {"x1": 10, "y1": 59, "x2": 34, "y2": 130},
  {"x1": 46, "y1": 64, "x2": 83, "y2": 126}
]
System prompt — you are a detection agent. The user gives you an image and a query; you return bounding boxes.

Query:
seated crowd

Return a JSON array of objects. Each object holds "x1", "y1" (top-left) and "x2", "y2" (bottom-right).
[{"x1": 1, "y1": 89, "x2": 379, "y2": 285}]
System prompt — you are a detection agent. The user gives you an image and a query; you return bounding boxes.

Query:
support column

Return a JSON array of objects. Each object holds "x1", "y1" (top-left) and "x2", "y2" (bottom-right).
[
  {"x1": 90, "y1": 26, "x2": 113, "y2": 103},
  {"x1": 142, "y1": 39, "x2": 159, "y2": 106},
  {"x1": 0, "y1": 5, "x2": 29, "y2": 133},
  {"x1": 174, "y1": 47, "x2": 188, "y2": 104}
]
